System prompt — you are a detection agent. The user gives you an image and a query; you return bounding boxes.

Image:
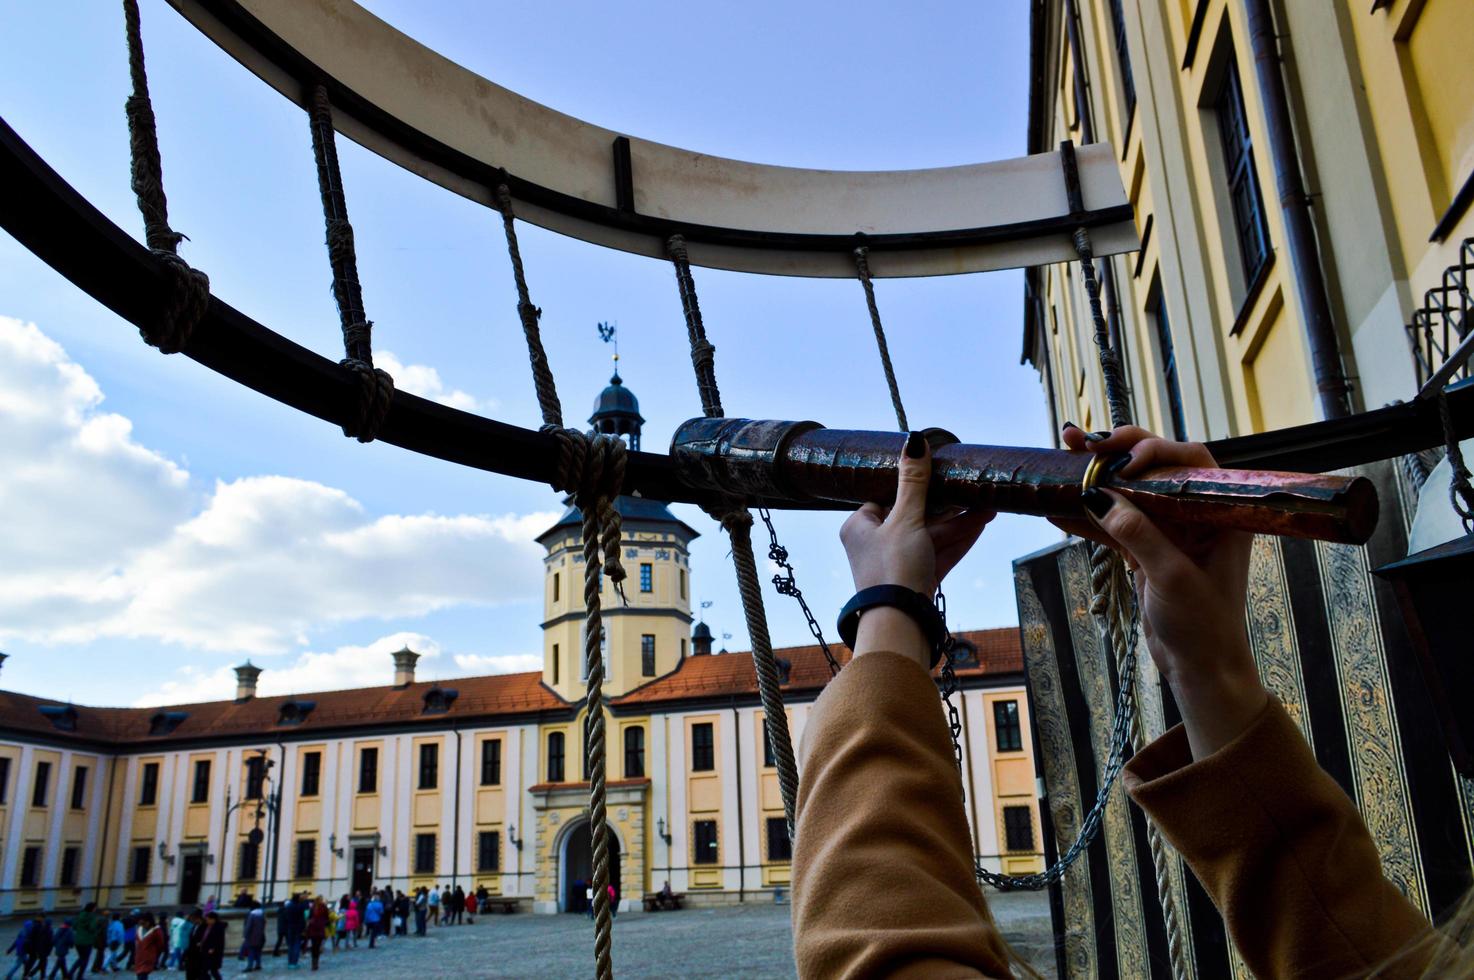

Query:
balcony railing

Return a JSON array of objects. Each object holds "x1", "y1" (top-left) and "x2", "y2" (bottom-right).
[{"x1": 1407, "y1": 237, "x2": 1474, "y2": 391}]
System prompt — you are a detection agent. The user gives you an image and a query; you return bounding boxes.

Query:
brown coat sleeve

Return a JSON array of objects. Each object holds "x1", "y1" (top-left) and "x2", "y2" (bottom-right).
[
  {"x1": 1124, "y1": 697, "x2": 1434, "y2": 978},
  {"x1": 792, "y1": 650, "x2": 1012, "y2": 979}
]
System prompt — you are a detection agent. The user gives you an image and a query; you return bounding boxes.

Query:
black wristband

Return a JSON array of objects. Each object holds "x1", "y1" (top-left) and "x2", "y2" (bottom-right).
[{"x1": 837, "y1": 585, "x2": 946, "y2": 668}]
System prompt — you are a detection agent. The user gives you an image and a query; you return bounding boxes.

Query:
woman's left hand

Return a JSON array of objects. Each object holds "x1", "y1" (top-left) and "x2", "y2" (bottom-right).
[{"x1": 840, "y1": 431, "x2": 995, "y2": 595}]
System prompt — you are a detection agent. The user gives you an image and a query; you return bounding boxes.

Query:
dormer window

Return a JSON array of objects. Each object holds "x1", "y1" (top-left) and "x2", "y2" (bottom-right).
[
  {"x1": 276, "y1": 700, "x2": 317, "y2": 726},
  {"x1": 951, "y1": 640, "x2": 979, "y2": 669},
  {"x1": 776, "y1": 658, "x2": 793, "y2": 685},
  {"x1": 38, "y1": 704, "x2": 78, "y2": 732},
  {"x1": 148, "y1": 711, "x2": 188, "y2": 736},
  {"x1": 422, "y1": 687, "x2": 459, "y2": 715}
]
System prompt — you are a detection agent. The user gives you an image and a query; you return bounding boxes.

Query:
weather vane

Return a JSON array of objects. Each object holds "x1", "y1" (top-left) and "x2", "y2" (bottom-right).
[{"x1": 597, "y1": 321, "x2": 618, "y2": 366}]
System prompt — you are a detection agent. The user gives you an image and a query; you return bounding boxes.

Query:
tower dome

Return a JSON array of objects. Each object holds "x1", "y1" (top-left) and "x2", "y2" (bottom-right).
[{"x1": 590, "y1": 372, "x2": 645, "y2": 450}]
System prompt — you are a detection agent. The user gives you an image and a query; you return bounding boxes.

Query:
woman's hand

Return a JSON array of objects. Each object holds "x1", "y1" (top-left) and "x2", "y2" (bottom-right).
[
  {"x1": 839, "y1": 432, "x2": 994, "y2": 666},
  {"x1": 1052, "y1": 424, "x2": 1267, "y2": 759}
]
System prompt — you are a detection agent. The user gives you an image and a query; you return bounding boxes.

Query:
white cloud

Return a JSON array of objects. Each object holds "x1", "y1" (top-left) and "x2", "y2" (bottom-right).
[
  {"x1": 375, "y1": 350, "x2": 493, "y2": 413},
  {"x1": 133, "y1": 633, "x2": 541, "y2": 706},
  {"x1": 0, "y1": 316, "x2": 556, "y2": 654}
]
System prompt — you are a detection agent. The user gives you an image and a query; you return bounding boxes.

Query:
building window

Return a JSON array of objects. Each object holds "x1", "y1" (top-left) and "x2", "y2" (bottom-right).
[
  {"x1": 70, "y1": 766, "x2": 88, "y2": 810},
  {"x1": 238, "y1": 840, "x2": 260, "y2": 880},
  {"x1": 1215, "y1": 56, "x2": 1271, "y2": 293},
  {"x1": 994, "y1": 701, "x2": 1023, "y2": 753},
  {"x1": 358, "y1": 747, "x2": 378, "y2": 794},
  {"x1": 552, "y1": 643, "x2": 560, "y2": 685},
  {"x1": 191, "y1": 760, "x2": 211, "y2": 804},
  {"x1": 0, "y1": 756, "x2": 10, "y2": 805},
  {"x1": 693, "y1": 820, "x2": 718, "y2": 864},
  {"x1": 624, "y1": 726, "x2": 645, "y2": 779},
  {"x1": 766, "y1": 817, "x2": 792, "y2": 862},
  {"x1": 553, "y1": 572, "x2": 560, "y2": 602},
  {"x1": 301, "y1": 752, "x2": 322, "y2": 797},
  {"x1": 477, "y1": 831, "x2": 500, "y2": 873},
  {"x1": 481, "y1": 740, "x2": 502, "y2": 786},
  {"x1": 130, "y1": 846, "x2": 150, "y2": 885},
  {"x1": 414, "y1": 833, "x2": 436, "y2": 875},
  {"x1": 245, "y1": 756, "x2": 265, "y2": 800},
  {"x1": 60, "y1": 846, "x2": 80, "y2": 887},
  {"x1": 20, "y1": 847, "x2": 42, "y2": 888},
  {"x1": 418, "y1": 743, "x2": 439, "y2": 791},
  {"x1": 1003, "y1": 806, "x2": 1035, "y2": 852},
  {"x1": 641, "y1": 635, "x2": 656, "y2": 677},
  {"x1": 32, "y1": 760, "x2": 50, "y2": 807},
  {"x1": 640, "y1": 563, "x2": 653, "y2": 593},
  {"x1": 762, "y1": 727, "x2": 775, "y2": 768},
  {"x1": 679, "y1": 569, "x2": 687, "y2": 599},
  {"x1": 691, "y1": 723, "x2": 715, "y2": 772},
  {"x1": 295, "y1": 838, "x2": 317, "y2": 879},
  {"x1": 1150, "y1": 283, "x2": 1188, "y2": 440},
  {"x1": 139, "y1": 762, "x2": 159, "y2": 807},
  {"x1": 1107, "y1": 0, "x2": 1135, "y2": 117},
  {"x1": 547, "y1": 732, "x2": 565, "y2": 783}
]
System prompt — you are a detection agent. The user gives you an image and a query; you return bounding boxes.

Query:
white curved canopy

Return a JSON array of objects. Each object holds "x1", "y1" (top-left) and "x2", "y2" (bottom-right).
[{"x1": 169, "y1": 0, "x2": 1138, "y2": 277}]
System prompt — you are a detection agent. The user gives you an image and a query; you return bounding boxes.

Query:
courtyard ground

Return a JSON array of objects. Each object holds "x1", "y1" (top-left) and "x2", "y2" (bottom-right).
[{"x1": 1, "y1": 891, "x2": 1056, "y2": 978}]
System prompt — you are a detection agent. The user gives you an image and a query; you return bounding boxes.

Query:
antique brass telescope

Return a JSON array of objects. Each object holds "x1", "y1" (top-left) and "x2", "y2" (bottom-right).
[{"x1": 671, "y1": 418, "x2": 1379, "y2": 545}]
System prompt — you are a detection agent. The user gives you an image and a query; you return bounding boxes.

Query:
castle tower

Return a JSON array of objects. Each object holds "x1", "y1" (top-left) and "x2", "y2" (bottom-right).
[{"x1": 536, "y1": 374, "x2": 698, "y2": 700}]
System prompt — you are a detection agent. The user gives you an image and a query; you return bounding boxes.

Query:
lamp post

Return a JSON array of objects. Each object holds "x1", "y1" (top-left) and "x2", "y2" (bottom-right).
[{"x1": 221, "y1": 749, "x2": 279, "y2": 902}]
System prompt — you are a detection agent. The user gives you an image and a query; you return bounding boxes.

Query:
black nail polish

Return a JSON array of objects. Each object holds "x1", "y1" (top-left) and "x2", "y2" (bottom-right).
[
  {"x1": 904, "y1": 431, "x2": 926, "y2": 458},
  {"x1": 1083, "y1": 429, "x2": 1111, "y2": 443},
  {"x1": 1105, "y1": 453, "x2": 1133, "y2": 477},
  {"x1": 1083, "y1": 488, "x2": 1114, "y2": 519},
  {"x1": 1062, "y1": 421, "x2": 1080, "y2": 432}
]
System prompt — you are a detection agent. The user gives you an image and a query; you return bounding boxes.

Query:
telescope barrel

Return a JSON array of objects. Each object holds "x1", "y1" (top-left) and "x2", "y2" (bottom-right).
[{"x1": 670, "y1": 418, "x2": 1379, "y2": 545}]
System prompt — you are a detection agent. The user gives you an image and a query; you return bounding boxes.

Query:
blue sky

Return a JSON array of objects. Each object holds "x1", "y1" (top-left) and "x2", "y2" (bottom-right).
[{"x1": 0, "y1": 1, "x2": 1059, "y2": 707}]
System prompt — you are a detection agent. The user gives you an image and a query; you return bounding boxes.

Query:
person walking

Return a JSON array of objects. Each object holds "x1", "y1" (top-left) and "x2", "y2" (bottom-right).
[
  {"x1": 68, "y1": 905, "x2": 100, "y2": 980},
  {"x1": 341, "y1": 899, "x2": 359, "y2": 950},
  {"x1": 129, "y1": 916, "x2": 163, "y2": 980},
  {"x1": 164, "y1": 914, "x2": 189, "y2": 973},
  {"x1": 102, "y1": 914, "x2": 126, "y2": 973},
  {"x1": 426, "y1": 887, "x2": 440, "y2": 928},
  {"x1": 197, "y1": 913, "x2": 225, "y2": 980},
  {"x1": 463, "y1": 889, "x2": 476, "y2": 925},
  {"x1": 303, "y1": 899, "x2": 328, "y2": 972},
  {"x1": 239, "y1": 903, "x2": 265, "y2": 973},
  {"x1": 281, "y1": 894, "x2": 304, "y2": 969},
  {"x1": 393, "y1": 891, "x2": 409, "y2": 937},
  {"x1": 363, "y1": 893, "x2": 384, "y2": 949},
  {"x1": 45, "y1": 920, "x2": 74, "y2": 980},
  {"x1": 412, "y1": 888, "x2": 428, "y2": 937},
  {"x1": 178, "y1": 913, "x2": 204, "y2": 980},
  {"x1": 453, "y1": 887, "x2": 467, "y2": 925},
  {"x1": 5, "y1": 916, "x2": 36, "y2": 980}
]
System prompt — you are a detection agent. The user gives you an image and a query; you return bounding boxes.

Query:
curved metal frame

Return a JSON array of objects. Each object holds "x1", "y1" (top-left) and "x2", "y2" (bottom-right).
[
  {"x1": 3, "y1": 116, "x2": 1471, "y2": 506},
  {"x1": 165, "y1": 0, "x2": 1138, "y2": 279}
]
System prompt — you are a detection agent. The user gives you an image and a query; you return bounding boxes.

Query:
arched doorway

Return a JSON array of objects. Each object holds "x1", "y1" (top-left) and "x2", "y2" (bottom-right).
[{"x1": 560, "y1": 820, "x2": 621, "y2": 913}]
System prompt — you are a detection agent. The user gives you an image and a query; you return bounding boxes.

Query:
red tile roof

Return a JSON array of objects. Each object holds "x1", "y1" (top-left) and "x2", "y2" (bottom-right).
[
  {"x1": 612, "y1": 627, "x2": 1024, "y2": 706},
  {"x1": 0, "y1": 628, "x2": 1022, "y2": 744}
]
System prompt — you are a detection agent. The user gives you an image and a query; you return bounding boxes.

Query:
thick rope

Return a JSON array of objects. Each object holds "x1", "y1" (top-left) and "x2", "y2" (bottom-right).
[
  {"x1": 1438, "y1": 389, "x2": 1474, "y2": 532},
  {"x1": 718, "y1": 509, "x2": 799, "y2": 836},
  {"x1": 665, "y1": 236, "x2": 800, "y2": 839},
  {"x1": 1077, "y1": 222, "x2": 1190, "y2": 980},
  {"x1": 121, "y1": 0, "x2": 209, "y2": 354},
  {"x1": 495, "y1": 184, "x2": 564, "y2": 429},
  {"x1": 666, "y1": 236, "x2": 723, "y2": 418},
  {"x1": 853, "y1": 246, "x2": 909, "y2": 431},
  {"x1": 306, "y1": 84, "x2": 394, "y2": 442}
]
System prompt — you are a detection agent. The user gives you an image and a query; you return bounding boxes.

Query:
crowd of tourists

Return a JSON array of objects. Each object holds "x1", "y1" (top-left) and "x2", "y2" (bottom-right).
[{"x1": 6, "y1": 885, "x2": 493, "y2": 979}]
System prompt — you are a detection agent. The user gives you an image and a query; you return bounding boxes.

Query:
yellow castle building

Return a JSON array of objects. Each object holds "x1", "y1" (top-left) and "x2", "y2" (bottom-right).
[
  {"x1": 1024, "y1": 0, "x2": 1473, "y2": 437},
  {"x1": 0, "y1": 375, "x2": 1042, "y2": 916}
]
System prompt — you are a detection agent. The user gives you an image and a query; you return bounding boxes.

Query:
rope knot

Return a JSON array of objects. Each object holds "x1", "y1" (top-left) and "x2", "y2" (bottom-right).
[
  {"x1": 140, "y1": 250, "x2": 210, "y2": 354},
  {"x1": 338, "y1": 358, "x2": 395, "y2": 443}
]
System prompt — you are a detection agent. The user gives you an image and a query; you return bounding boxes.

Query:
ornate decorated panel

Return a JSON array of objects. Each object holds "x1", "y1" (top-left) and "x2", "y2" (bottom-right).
[{"x1": 1011, "y1": 461, "x2": 1473, "y2": 979}]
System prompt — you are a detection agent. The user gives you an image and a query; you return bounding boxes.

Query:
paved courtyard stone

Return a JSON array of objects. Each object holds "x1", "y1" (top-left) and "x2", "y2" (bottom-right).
[{"x1": 2, "y1": 892, "x2": 1055, "y2": 978}]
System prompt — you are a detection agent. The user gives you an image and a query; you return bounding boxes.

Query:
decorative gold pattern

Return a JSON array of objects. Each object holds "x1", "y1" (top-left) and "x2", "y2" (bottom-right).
[
  {"x1": 1459, "y1": 772, "x2": 1474, "y2": 870},
  {"x1": 1245, "y1": 536, "x2": 1312, "y2": 742},
  {"x1": 1061, "y1": 545, "x2": 1148, "y2": 980},
  {"x1": 1014, "y1": 564, "x2": 1097, "y2": 980},
  {"x1": 1316, "y1": 538, "x2": 1429, "y2": 915}
]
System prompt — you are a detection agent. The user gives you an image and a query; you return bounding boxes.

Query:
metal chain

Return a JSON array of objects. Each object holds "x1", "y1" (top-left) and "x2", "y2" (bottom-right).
[
  {"x1": 757, "y1": 504, "x2": 841, "y2": 677},
  {"x1": 943, "y1": 580, "x2": 1142, "y2": 892},
  {"x1": 934, "y1": 590, "x2": 965, "y2": 776}
]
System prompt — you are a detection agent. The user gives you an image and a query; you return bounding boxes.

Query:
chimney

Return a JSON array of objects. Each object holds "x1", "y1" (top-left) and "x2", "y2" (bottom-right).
[
  {"x1": 393, "y1": 647, "x2": 420, "y2": 687},
  {"x1": 234, "y1": 661, "x2": 262, "y2": 702}
]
